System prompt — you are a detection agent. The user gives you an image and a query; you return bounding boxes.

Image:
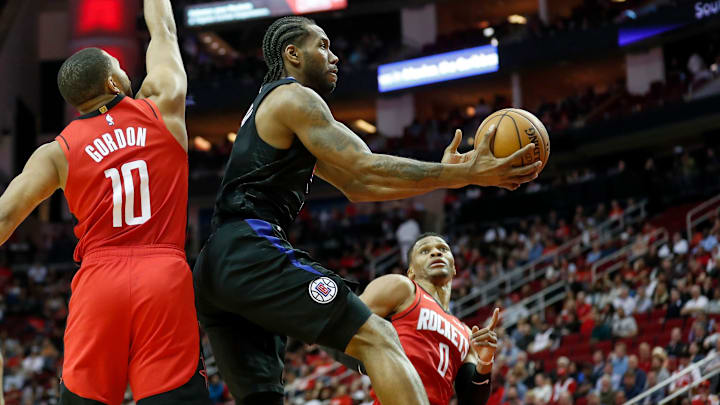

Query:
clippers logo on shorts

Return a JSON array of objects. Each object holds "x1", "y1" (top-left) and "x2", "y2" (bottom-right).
[{"x1": 309, "y1": 277, "x2": 337, "y2": 304}]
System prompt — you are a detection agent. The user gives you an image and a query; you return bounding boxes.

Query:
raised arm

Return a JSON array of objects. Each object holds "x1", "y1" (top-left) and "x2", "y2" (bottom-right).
[
  {"x1": 136, "y1": 0, "x2": 188, "y2": 150},
  {"x1": 278, "y1": 85, "x2": 539, "y2": 202},
  {"x1": 0, "y1": 142, "x2": 66, "y2": 245}
]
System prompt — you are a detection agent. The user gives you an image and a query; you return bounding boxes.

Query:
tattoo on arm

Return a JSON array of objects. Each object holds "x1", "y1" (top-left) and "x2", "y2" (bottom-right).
[
  {"x1": 303, "y1": 98, "x2": 367, "y2": 153},
  {"x1": 371, "y1": 156, "x2": 443, "y2": 182},
  {"x1": 295, "y1": 88, "x2": 446, "y2": 185}
]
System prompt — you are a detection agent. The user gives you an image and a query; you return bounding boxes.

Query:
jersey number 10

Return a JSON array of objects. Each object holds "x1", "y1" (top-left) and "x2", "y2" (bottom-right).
[{"x1": 104, "y1": 160, "x2": 151, "y2": 227}]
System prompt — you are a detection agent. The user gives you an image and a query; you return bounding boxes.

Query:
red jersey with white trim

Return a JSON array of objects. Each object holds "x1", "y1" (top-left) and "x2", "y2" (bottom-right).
[
  {"x1": 373, "y1": 280, "x2": 471, "y2": 405},
  {"x1": 56, "y1": 95, "x2": 188, "y2": 262}
]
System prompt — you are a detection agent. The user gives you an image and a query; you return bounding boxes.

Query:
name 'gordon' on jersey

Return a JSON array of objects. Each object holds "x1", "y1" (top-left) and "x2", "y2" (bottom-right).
[{"x1": 85, "y1": 126, "x2": 147, "y2": 163}]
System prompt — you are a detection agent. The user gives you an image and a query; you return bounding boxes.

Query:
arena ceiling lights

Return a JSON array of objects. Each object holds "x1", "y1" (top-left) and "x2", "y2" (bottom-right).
[
  {"x1": 186, "y1": 0, "x2": 348, "y2": 26},
  {"x1": 377, "y1": 45, "x2": 499, "y2": 93}
]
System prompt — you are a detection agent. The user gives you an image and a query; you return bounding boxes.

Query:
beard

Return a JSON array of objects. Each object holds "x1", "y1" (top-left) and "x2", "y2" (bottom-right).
[{"x1": 304, "y1": 62, "x2": 336, "y2": 98}]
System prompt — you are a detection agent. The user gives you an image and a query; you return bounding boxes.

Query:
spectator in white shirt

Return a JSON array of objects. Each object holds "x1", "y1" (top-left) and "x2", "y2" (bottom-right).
[
  {"x1": 529, "y1": 373, "x2": 553, "y2": 404},
  {"x1": 681, "y1": 285, "x2": 709, "y2": 316},
  {"x1": 396, "y1": 213, "x2": 420, "y2": 265},
  {"x1": 612, "y1": 307, "x2": 638, "y2": 338},
  {"x1": 27, "y1": 261, "x2": 47, "y2": 284},
  {"x1": 613, "y1": 286, "x2": 636, "y2": 315},
  {"x1": 707, "y1": 288, "x2": 720, "y2": 314},
  {"x1": 672, "y1": 232, "x2": 689, "y2": 256}
]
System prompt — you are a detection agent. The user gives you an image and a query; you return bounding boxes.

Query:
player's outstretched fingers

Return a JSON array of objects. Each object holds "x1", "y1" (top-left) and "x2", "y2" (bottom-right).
[
  {"x1": 445, "y1": 129, "x2": 462, "y2": 155},
  {"x1": 488, "y1": 308, "x2": 500, "y2": 330}
]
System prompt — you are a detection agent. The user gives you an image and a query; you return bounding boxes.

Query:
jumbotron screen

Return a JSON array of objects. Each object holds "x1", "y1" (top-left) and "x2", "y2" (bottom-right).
[{"x1": 186, "y1": 0, "x2": 348, "y2": 26}]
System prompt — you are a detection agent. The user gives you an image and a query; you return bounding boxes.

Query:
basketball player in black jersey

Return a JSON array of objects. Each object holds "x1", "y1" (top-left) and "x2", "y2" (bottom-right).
[{"x1": 193, "y1": 16, "x2": 541, "y2": 405}]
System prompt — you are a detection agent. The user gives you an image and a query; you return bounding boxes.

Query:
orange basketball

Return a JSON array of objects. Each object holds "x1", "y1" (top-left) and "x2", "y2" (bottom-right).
[{"x1": 478, "y1": 108, "x2": 550, "y2": 171}]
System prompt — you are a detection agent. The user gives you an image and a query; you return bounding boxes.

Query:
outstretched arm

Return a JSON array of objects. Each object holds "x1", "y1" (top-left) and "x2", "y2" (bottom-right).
[
  {"x1": 136, "y1": 0, "x2": 188, "y2": 150},
  {"x1": 0, "y1": 142, "x2": 64, "y2": 245},
  {"x1": 279, "y1": 85, "x2": 540, "y2": 202}
]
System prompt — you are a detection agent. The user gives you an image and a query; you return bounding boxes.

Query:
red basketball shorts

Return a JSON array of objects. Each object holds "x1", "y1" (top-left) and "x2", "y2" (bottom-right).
[{"x1": 62, "y1": 246, "x2": 200, "y2": 404}]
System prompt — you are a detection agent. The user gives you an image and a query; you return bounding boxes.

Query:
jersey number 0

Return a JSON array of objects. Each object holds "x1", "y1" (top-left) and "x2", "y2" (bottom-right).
[{"x1": 104, "y1": 160, "x2": 152, "y2": 227}]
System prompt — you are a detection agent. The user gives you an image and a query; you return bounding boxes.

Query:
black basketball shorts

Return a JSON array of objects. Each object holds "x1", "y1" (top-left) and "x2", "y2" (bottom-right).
[{"x1": 192, "y1": 219, "x2": 372, "y2": 401}]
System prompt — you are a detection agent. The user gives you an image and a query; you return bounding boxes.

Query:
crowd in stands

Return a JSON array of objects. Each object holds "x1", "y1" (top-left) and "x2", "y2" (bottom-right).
[
  {"x1": 3, "y1": 116, "x2": 720, "y2": 404},
  {"x1": 196, "y1": 143, "x2": 720, "y2": 404},
  {"x1": 2, "y1": 147, "x2": 720, "y2": 404},
  {"x1": 482, "y1": 220, "x2": 720, "y2": 405}
]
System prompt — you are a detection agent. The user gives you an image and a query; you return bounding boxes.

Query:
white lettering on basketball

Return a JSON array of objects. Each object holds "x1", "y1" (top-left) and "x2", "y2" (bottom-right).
[
  {"x1": 84, "y1": 127, "x2": 148, "y2": 163},
  {"x1": 416, "y1": 307, "x2": 470, "y2": 359}
]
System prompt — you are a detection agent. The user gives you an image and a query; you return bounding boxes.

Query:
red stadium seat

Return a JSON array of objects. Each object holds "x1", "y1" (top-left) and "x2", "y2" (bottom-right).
[
  {"x1": 664, "y1": 318, "x2": 685, "y2": 330},
  {"x1": 650, "y1": 308, "x2": 667, "y2": 320},
  {"x1": 563, "y1": 334, "x2": 583, "y2": 346},
  {"x1": 594, "y1": 341, "x2": 613, "y2": 354}
]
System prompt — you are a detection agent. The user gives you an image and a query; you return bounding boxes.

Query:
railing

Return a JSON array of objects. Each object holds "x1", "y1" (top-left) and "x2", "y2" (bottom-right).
[
  {"x1": 488, "y1": 227, "x2": 666, "y2": 330},
  {"x1": 660, "y1": 368, "x2": 720, "y2": 405},
  {"x1": 455, "y1": 200, "x2": 647, "y2": 319},
  {"x1": 369, "y1": 246, "x2": 400, "y2": 280},
  {"x1": 686, "y1": 193, "x2": 720, "y2": 241},
  {"x1": 624, "y1": 351, "x2": 719, "y2": 405},
  {"x1": 500, "y1": 282, "x2": 567, "y2": 330},
  {"x1": 590, "y1": 227, "x2": 669, "y2": 283}
]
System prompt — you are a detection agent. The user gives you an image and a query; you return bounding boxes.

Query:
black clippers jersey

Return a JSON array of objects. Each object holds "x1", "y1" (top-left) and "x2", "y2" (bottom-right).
[{"x1": 213, "y1": 78, "x2": 317, "y2": 231}]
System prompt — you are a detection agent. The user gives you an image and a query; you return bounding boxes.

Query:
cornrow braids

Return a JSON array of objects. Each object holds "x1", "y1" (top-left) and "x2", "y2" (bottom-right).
[{"x1": 261, "y1": 16, "x2": 315, "y2": 86}]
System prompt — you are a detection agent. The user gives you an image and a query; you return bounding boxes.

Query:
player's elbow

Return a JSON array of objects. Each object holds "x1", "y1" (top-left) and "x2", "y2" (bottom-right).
[{"x1": 339, "y1": 173, "x2": 375, "y2": 203}]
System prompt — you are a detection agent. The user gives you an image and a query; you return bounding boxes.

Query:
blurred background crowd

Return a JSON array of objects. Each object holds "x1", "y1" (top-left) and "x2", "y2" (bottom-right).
[{"x1": 3, "y1": 0, "x2": 720, "y2": 403}]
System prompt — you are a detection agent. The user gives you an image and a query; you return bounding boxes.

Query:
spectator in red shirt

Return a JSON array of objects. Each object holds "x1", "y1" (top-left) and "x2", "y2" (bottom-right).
[
  {"x1": 577, "y1": 291, "x2": 592, "y2": 321},
  {"x1": 637, "y1": 342, "x2": 652, "y2": 373},
  {"x1": 329, "y1": 385, "x2": 353, "y2": 405},
  {"x1": 609, "y1": 200, "x2": 624, "y2": 220}
]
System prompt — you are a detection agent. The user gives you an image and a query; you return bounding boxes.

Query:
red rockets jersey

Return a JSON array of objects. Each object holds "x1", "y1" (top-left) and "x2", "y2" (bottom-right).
[
  {"x1": 375, "y1": 280, "x2": 471, "y2": 405},
  {"x1": 56, "y1": 95, "x2": 188, "y2": 262}
]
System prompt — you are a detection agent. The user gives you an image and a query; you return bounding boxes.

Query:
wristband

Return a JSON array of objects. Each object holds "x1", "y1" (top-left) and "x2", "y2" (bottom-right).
[
  {"x1": 477, "y1": 356, "x2": 494, "y2": 366},
  {"x1": 472, "y1": 371, "x2": 492, "y2": 385}
]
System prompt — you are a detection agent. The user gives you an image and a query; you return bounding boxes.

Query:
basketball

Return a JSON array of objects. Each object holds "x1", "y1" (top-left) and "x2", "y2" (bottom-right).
[{"x1": 479, "y1": 108, "x2": 550, "y2": 171}]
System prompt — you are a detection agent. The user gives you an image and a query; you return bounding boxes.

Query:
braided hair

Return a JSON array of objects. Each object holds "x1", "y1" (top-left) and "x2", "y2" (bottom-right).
[{"x1": 262, "y1": 16, "x2": 315, "y2": 86}]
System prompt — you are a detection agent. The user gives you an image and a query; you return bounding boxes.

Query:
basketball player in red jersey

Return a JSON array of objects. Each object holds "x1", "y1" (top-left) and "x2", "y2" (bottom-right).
[
  {"x1": 0, "y1": 1, "x2": 210, "y2": 404},
  {"x1": 361, "y1": 233, "x2": 500, "y2": 405}
]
